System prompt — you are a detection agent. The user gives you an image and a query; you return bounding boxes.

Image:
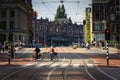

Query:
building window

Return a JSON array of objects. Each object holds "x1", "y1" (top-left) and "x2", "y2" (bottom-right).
[
  {"x1": 116, "y1": 24, "x2": 120, "y2": 32},
  {"x1": 56, "y1": 28, "x2": 59, "y2": 32},
  {"x1": 110, "y1": 14, "x2": 116, "y2": 21},
  {"x1": 0, "y1": 21, "x2": 6, "y2": 30},
  {"x1": 111, "y1": 24, "x2": 115, "y2": 32},
  {"x1": 116, "y1": 36, "x2": 120, "y2": 43},
  {"x1": 1, "y1": 9, "x2": 6, "y2": 17},
  {"x1": 10, "y1": 21, "x2": 15, "y2": 30},
  {"x1": 116, "y1": 14, "x2": 120, "y2": 20},
  {"x1": 96, "y1": 34, "x2": 104, "y2": 41},
  {"x1": 116, "y1": 7, "x2": 120, "y2": 13},
  {"x1": 116, "y1": 0, "x2": 120, "y2": 6},
  {"x1": 93, "y1": 23, "x2": 105, "y2": 31},
  {"x1": 9, "y1": 9, "x2": 15, "y2": 17},
  {"x1": 100, "y1": 23, "x2": 104, "y2": 30},
  {"x1": 39, "y1": 25, "x2": 44, "y2": 30},
  {"x1": 94, "y1": 23, "x2": 99, "y2": 31},
  {"x1": 95, "y1": 13, "x2": 99, "y2": 20}
]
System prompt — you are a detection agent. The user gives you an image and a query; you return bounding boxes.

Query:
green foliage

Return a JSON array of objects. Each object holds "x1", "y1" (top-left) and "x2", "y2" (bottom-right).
[
  {"x1": 85, "y1": 11, "x2": 91, "y2": 44},
  {"x1": 55, "y1": 5, "x2": 61, "y2": 19},
  {"x1": 55, "y1": 4, "x2": 67, "y2": 20},
  {"x1": 4, "y1": 41, "x2": 9, "y2": 45},
  {"x1": 107, "y1": 40, "x2": 116, "y2": 47}
]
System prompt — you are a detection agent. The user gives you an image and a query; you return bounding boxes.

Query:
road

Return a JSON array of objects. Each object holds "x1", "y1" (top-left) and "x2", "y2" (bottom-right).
[{"x1": 0, "y1": 47, "x2": 119, "y2": 80}]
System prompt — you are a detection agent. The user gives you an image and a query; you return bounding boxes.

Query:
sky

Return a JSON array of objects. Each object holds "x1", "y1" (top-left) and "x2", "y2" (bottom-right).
[{"x1": 32, "y1": 0, "x2": 91, "y2": 24}]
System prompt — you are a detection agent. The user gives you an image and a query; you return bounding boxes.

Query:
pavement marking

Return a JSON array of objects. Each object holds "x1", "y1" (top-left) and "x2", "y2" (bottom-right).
[
  {"x1": 22, "y1": 63, "x2": 36, "y2": 67},
  {"x1": 72, "y1": 64, "x2": 80, "y2": 68},
  {"x1": 61, "y1": 64, "x2": 68, "y2": 68},
  {"x1": 62, "y1": 57, "x2": 66, "y2": 64},
  {"x1": 49, "y1": 63, "x2": 58, "y2": 68},
  {"x1": 87, "y1": 64, "x2": 94, "y2": 67},
  {"x1": 35, "y1": 63, "x2": 46, "y2": 68}
]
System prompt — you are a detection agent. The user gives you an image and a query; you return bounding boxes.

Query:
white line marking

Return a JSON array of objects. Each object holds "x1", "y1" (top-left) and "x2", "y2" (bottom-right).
[
  {"x1": 22, "y1": 63, "x2": 35, "y2": 67},
  {"x1": 73, "y1": 64, "x2": 79, "y2": 68},
  {"x1": 61, "y1": 64, "x2": 68, "y2": 68},
  {"x1": 49, "y1": 64, "x2": 58, "y2": 68},
  {"x1": 87, "y1": 64, "x2": 94, "y2": 67},
  {"x1": 35, "y1": 64, "x2": 46, "y2": 68},
  {"x1": 62, "y1": 57, "x2": 66, "y2": 64}
]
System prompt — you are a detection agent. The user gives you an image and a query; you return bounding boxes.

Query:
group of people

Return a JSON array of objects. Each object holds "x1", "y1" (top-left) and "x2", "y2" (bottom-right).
[
  {"x1": 34, "y1": 46, "x2": 57, "y2": 61},
  {"x1": 0, "y1": 43, "x2": 15, "y2": 58}
]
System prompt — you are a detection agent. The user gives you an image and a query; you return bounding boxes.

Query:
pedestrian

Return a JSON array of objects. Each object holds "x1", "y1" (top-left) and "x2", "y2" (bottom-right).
[
  {"x1": 86, "y1": 43, "x2": 89, "y2": 50},
  {"x1": 34, "y1": 46, "x2": 40, "y2": 59},
  {"x1": 9, "y1": 45, "x2": 15, "y2": 58},
  {"x1": 49, "y1": 46, "x2": 55, "y2": 61},
  {"x1": 2, "y1": 44, "x2": 5, "y2": 53}
]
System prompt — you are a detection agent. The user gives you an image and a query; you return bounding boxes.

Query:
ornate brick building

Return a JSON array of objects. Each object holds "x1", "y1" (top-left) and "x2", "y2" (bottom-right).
[{"x1": 36, "y1": 18, "x2": 83, "y2": 46}]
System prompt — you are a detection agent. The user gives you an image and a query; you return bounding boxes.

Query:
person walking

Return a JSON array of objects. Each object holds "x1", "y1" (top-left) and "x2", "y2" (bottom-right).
[
  {"x1": 2, "y1": 44, "x2": 5, "y2": 53},
  {"x1": 49, "y1": 46, "x2": 54, "y2": 61},
  {"x1": 86, "y1": 43, "x2": 89, "y2": 50}
]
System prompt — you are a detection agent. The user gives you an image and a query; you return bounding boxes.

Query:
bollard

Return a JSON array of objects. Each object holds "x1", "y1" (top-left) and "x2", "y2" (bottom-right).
[
  {"x1": 106, "y1": 53, "x2": 109, "y2": 66},
  {"x1": 8, "y1": 54, "x2": 11, "y2": 65}
]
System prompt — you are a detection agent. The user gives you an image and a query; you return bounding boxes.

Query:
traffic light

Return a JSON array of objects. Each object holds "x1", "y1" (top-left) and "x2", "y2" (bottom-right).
[
  {"x1": 83, "y1": 20, "x2": 86, "y2": 25},
  {"x1": 105, "y1": 29, "x2": 110, "y2": 40}
]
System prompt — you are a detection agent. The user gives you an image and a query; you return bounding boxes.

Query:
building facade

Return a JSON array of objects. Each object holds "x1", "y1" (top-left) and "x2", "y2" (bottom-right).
[
  {"x1": 35, "y1": 18, "x2": 83, "y2": 47},
  {"x1": 0, "y1": 0, "x2": 33, "y2": 45},
  {"x1": 109, "y1": 0, "x2": 120, "y2": 44},
  {"x1": 90, "y1": 0, "x2": 120, "y2": 46},
  {"x1": 91, "y1": 0, "x2": 109, "y2": 46}
]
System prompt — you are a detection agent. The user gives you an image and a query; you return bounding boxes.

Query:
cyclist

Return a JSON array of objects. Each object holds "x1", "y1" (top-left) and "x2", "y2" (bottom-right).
[{"x1": 34, "y1": 46, "x2": 41, "y2": 59}]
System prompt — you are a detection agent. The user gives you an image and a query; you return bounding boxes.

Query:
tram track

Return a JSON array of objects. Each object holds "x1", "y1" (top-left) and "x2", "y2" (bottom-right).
[
  {"x1": 74, "y1": 51, "x2": 116, "y2": 80},
  {"x1": 31, "y1": 47, "x2": 72, "y2": 80},
  {"x1": 0, "y1": 47, "x2": 117, "y2": 80},
  {"x1": 60, "y1": 47, "x2": 94, "y2": 80},
  {"x1": 54, "y1": 47, "x2": 93, "y2": 80},
  {"x1": 0, "y1": 61, "x2": 55, "y2": 80}
]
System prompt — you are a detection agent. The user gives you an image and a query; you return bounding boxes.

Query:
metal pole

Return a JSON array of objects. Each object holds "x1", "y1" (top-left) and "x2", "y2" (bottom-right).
[
  {"x1": 106, "y1": 41, "x2": 109, "y2": 66},
  {"x1": 106, "y1": 50, "x2": 109, "y2": 66},
  {"x1": 8, "y1": 54, "x2": 11, "y2": 65}
]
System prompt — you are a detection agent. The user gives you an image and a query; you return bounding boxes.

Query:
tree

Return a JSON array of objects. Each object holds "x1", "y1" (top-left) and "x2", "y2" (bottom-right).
[
  {"x1": 61, "y1": 4, "x2": 67, "y2": 18},
  {"x1": 54, "y1": 4, "x2": 67, "y2": 20},
  {"x1": 55, "y1": 5, "x2": 61, "y2": 19},
  {"x1": 85, "y1": 10, "x2": 91, "y2": 44}
]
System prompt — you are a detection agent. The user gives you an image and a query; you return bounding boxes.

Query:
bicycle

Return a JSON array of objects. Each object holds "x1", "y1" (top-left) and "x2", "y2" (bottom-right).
[{"x1": 53, "y1": 52, "x2": 59, "y2": 61}]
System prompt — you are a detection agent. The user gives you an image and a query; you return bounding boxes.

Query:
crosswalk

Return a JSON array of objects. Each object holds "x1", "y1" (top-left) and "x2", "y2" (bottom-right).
[{"x1": 23, "y1": 63, "x2": 82, "y2": 68}]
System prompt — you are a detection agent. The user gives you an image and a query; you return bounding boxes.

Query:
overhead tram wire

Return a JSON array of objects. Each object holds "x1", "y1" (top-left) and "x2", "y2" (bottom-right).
[
  {"x1": 33, "y1": 0, "x2": 89, "y2": 22},
  {"x1": 75, "y1": 0, "x2": 80, "y2": 15},
  {"x1": 40, "y1": 0, "x2": 81, "y2": 16},
  {"x1": 33, "y1": 0, "x2": 89, "y2": 4},
  {"x1": 41, "y1": 2, "x2": 55, "y2": 16},
  {"x1": 40, "y1": 0, "x2": 80, "y2": 4}
]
